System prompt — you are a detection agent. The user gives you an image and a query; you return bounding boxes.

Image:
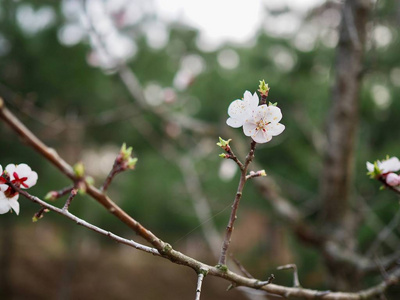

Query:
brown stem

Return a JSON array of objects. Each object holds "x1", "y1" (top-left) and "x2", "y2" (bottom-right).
[
  {"x1": 100, "y1": 161, "x2": 123, "y2": 192},
  {"x1": 47, "y1": 185, "x2": 74, "y2": 201},
  {"x1": 225, "y1": 147, "x2": 244, "y2": 171},
  {"x1": 63, "y1": 188, "x2": 78, "y2": 210},
  {"x1": 218, "y1": 141, "x2": 256, "y2": 265},
  {"x1": 320, "y1": 0, "x2": 370, "y2": 233}
]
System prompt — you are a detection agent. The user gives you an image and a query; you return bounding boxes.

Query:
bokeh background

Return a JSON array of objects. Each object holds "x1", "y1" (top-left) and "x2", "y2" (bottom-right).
[{"x1": 1, "y1": 0, "x2": 400, "y2": 299}]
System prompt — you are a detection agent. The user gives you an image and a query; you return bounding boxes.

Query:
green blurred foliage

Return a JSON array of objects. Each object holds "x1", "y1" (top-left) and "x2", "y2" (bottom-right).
[{"x1": 0, "y1": 0, "x2": 400, "y2": 292}]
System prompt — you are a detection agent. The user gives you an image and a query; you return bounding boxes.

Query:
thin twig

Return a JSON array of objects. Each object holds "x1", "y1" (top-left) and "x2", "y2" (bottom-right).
[
  {"x1": 254, "y1": 274, "x2": 275, "y2": 288},
  {"x1": 218, "y1": 141, "x2": 256, "y2": 266},
  {"x1": 194, "y1": 270, "x2": 207, "y2": 300},
  {"x1": 15, "y1": 187, "x2": 159, "y2": 255},
  {"x1": 45, "y1": 185, "x2": 74, "y2": 201},
  {"x1": 277, "y1": 264, "x2": 300, "y2": 288},
  {"x1": 231, "y1": 255, "x2": 254, "y2": 279},
  {"x1": 101, "y1": 161, "x2": 123, "y2": 192},
  {"x1": 366, "y1": 209, "x2": 400, "y2": 257},
  {"x1": 63, "y1": 188, "x2": 78, "y2": 211}
]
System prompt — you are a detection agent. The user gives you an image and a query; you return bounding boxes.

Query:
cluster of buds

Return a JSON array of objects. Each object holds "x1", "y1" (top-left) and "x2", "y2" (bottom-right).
[
  {"x1": 217, "y1": 137, "x2": 232, "y2": 153},
  {"x1": 0, "y1": 163, "x2": 38, "y2": 215},
  {"x1": 367, "y1": 156, "x2": 400, "y2": 187},
  {"x1": 100, "y1": 143, "x2": 138, "y2": 192},
  {"x1": 117, "y1": 143, "x2": 138, "y2": 170}
]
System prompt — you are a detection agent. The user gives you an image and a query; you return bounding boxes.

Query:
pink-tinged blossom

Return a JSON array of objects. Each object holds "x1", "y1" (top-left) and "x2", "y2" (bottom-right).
[
  {"x1": 226, "y1": 91, "x2": 259, "y2": 128},
  {"x1": 386, "y1": 173, "x2": 400, "y2": 187},
  {"x1": 5, "y1": 163, "x2": 38, "y2": 189},
  {"x1": 242, "y1": 104, "x2": 285, "y2": 143},
  {"x1": 366, "y1": 157, "x2": 400, "y2": 174}
]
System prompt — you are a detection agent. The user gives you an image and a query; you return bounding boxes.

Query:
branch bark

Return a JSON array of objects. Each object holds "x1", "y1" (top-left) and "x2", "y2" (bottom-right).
[
  {"x1": 320, "y1": 0, "x2": 370, "y2": 234},
  {"x1": 319, "y1": 0, "x2": 371, "y2": 290}
]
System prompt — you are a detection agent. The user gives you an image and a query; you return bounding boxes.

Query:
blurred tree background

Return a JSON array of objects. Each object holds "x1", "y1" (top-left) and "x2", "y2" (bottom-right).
[{"x1": 1, "y1": 0, "x2": 400, "y2": 299}]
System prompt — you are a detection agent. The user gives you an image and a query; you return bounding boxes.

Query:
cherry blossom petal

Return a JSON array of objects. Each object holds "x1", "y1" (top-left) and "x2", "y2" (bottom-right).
[
  {"x1": 0, "y1": 184, "x2": 8, "y2": 192},
  {"x1": 23, "y1": 170, "x2": 38, "y2": 189},
  {"x1": 366, "y1": 162, "x2": 374, "y2": 172},
  {"x1": 0, "y1": 165, "x2": 3, "y2": 174},
  {"x1": 243, "y1": 121, "x2": 258, "y2": 137},
  {"x1": 8, "y1": 195, "x2": 20, "y2": 215},
  {"x1": 243, "y1": 91, "x2": 259, "y2": 108},
  {"x1": 266, "y1": 105, "x2": 283, "y2": 123},
  {"x1": 226, "y1": 116, "x2": 244, "y2": 128},
  {"x1": 226, "y1": 91, "x2": 259, "y2": 128},
  {"x1": 252, "y1": 130, "x2": 272, "y2": 143},
  {"x1": 14, "y1": 163, "x2": 32, "y2": 178},
  {"x1": 386, "y1": 173, "x2": 400, "y2": 186},
  {"x1": 228, "y1": 99, "x2": 247, "y2": 118},
  {"x1": 253, "y1": 104, "x2": 268, "y2": 119},
  {"x1": 0, "y1": 193, "x2": 10, "y2": 214},
  {"x1": 380, "y1": 157, "x2": 400, "y2": 173},
  {"x1": 5, "y1": 164, "x2": 16, "y2": 178},
  {"x1": 267, "y1": 123, "x2": 285, "y2": 136}
]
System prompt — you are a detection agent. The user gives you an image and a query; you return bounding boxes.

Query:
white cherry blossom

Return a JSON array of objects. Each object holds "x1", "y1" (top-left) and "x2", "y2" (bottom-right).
[
  {"x1": 242, "y1": 104, "x2": 285, "y2": 143},
  {"x1": 0, "y1": 163, "x2": 38, "y2": 215},
  {"x1": 5, "y1": 163, "x2": 38, "y2": 189},
  {"x1": 226, "y1": 90, "x2": 259, "y2": 128},
  {"x1": 366, "y1": 157, "x2": 400, "y2": 174}
]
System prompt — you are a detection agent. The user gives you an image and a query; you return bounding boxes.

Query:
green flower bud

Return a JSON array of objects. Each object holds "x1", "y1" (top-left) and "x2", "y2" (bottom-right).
[
  {"x1": 217, "y1": 137, "x2": 232, "y2": 150},
  {"x1": 73, "y1": 162, "x2": 85, "y2": 178}
]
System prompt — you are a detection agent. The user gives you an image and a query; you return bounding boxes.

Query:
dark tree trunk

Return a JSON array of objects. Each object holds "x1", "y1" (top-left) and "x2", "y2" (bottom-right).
[{"x1": 320, "y1": 0, "x2": 371, "y2": 291}]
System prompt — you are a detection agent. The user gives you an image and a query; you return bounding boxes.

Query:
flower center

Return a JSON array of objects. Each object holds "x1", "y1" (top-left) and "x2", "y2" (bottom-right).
[
  {"x1": 256, "y1": 119, "x2": 270, "y2": 132},
  {"x1": 12, "y1": 172, "x2": 29, "y2": 188}
]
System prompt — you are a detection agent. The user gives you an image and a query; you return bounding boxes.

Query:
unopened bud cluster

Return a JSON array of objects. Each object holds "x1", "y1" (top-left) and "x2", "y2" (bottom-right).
[{"x1": 118, "y1": 143, "x2": 138, "y2": 170}]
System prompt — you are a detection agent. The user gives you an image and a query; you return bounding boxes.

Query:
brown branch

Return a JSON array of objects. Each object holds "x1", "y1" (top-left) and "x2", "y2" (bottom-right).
[
  {"x1": 0, "y1": 98, "x2": 165, "y2": 252},
  {"x1": 2, "y1": 97, "x2": 400, "y2": 299},
  {"x1": 16, "y1": 187, "x2": 159, "y2": 256},
  {"x1": 320, "y1": 0, "x2": 370, "y2": 232},
  {"x1": 319, "y1": 0, "x2": 371, "y2": 288}
]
